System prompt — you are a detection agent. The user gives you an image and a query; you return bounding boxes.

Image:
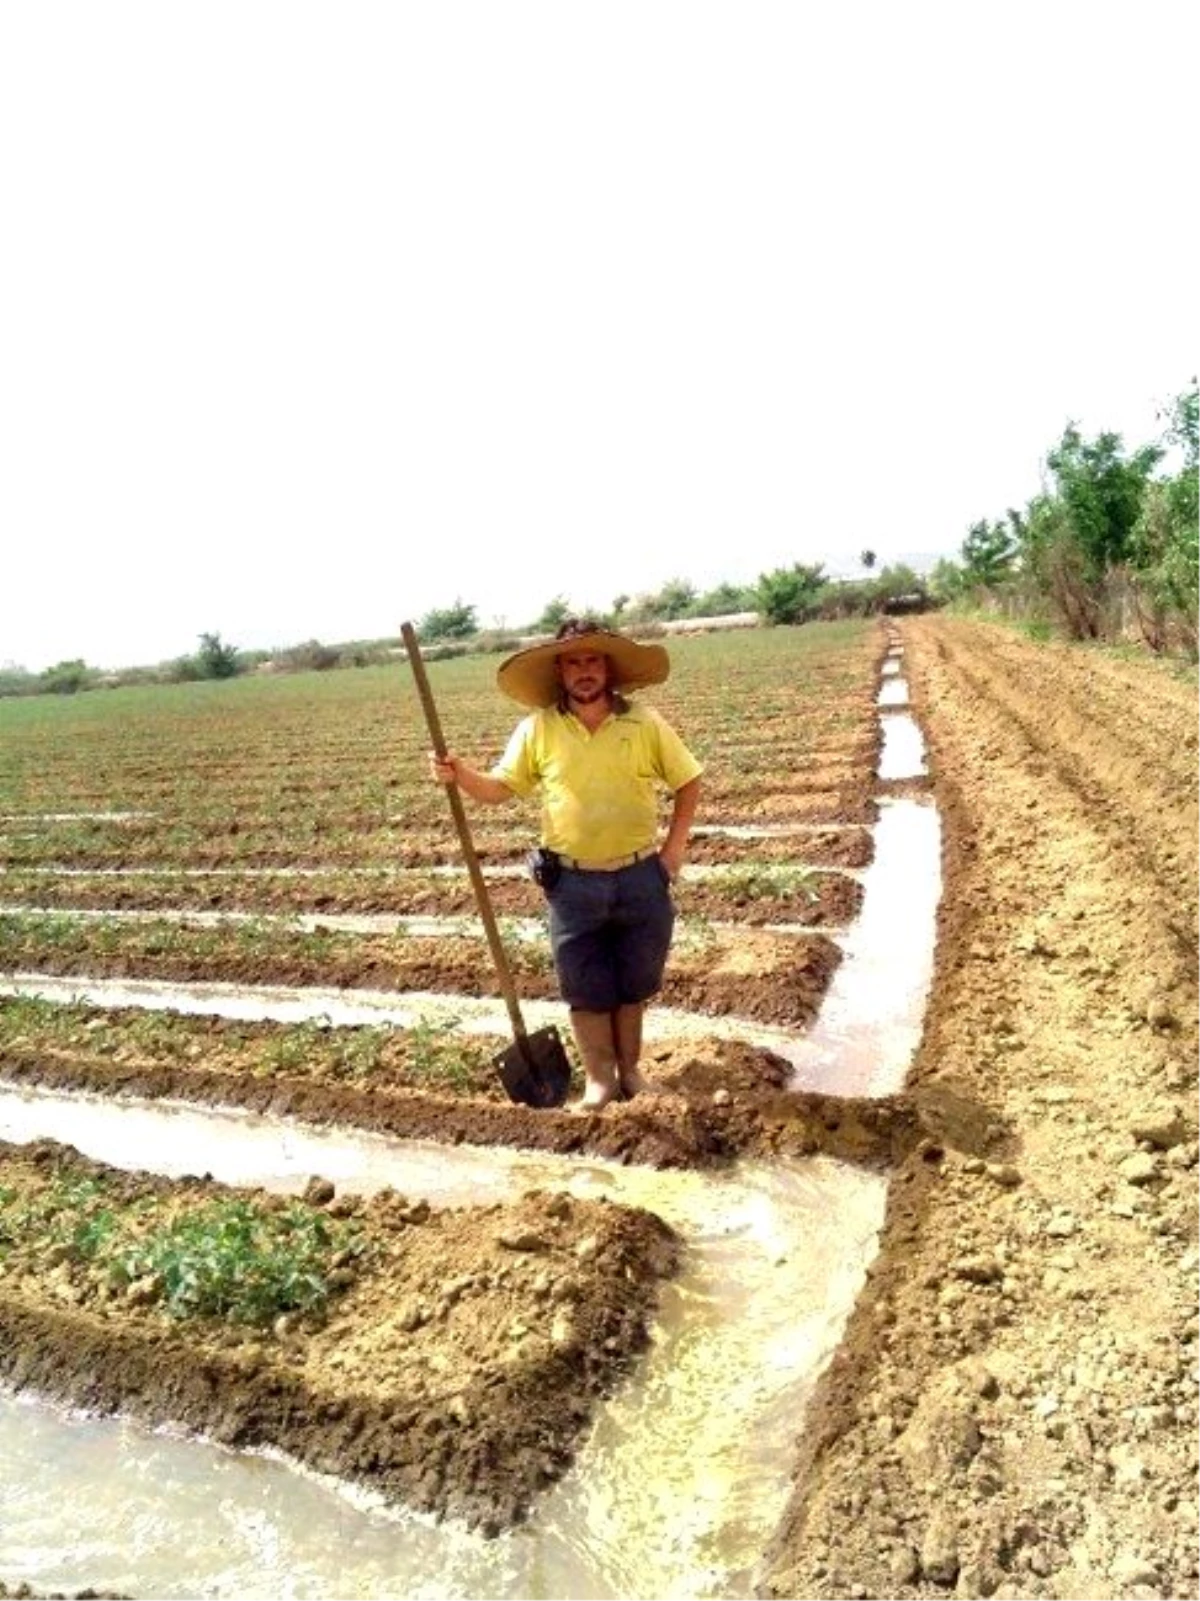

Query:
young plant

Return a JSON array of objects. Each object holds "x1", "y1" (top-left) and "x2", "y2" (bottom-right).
[
  {"x1": 116, "y1": 1197, "x2": 366, "y2": 1327},
  {"x1": 719, "y1": 863, "x2": 820, "y2": 904}
]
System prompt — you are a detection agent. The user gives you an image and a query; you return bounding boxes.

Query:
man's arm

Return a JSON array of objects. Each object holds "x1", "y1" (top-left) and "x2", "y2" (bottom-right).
[
  {"x1": 428, "y1": 753, "x2": 516, "y2": 805},
  {"x1": 660, "y1": 775, "x2": 700, "y2": 879}
]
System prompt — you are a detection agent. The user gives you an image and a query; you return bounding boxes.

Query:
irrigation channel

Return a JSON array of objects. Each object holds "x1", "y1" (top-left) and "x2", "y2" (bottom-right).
[{"x1": 0, "y1": 640, "x2": 940, "y2": 1600}]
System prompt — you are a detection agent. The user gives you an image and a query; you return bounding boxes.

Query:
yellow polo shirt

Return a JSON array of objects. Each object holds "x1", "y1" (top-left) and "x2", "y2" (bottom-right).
[{"x1": 491, "y1": 703, "x2": 703, "y2": 860}]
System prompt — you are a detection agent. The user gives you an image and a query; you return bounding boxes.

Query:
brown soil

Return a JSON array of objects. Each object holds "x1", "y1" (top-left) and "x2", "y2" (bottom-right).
[
  {"x1": 760, "y1": 616, "x2": 1199, "y2": 1601},
  {"x1": 0, "y1": 920, "x2": 842, "y2": 1030},
  {"x1": 0, "y1": 1138, "x2": 680, "y2": 1538},
  {"x1": 0, "y1": 859, "x2": 866, "y2": 926},
  {"x1": 0, "y1": 1033, "x2": 925, "y2": 1172}
]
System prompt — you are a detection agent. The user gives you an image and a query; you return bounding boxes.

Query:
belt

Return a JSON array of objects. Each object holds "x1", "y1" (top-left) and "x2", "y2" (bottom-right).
[{"x1": 558, "y1": 846, "x2": 658, "y2": 872}]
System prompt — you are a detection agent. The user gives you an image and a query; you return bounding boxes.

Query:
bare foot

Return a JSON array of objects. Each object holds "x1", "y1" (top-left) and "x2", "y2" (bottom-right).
[
  {"x1": 618, "y1": 1067, "x2": 653, "y2": 1098},
  {"x1": 569, "y1": 1086, "x2": 618, "y2": 1114}
]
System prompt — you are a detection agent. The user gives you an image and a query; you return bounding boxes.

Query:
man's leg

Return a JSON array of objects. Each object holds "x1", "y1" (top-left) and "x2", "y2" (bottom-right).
[
  {"x1": 613, "y1": 1001, "x2": 650, "y2": 1097},
  {"x1": 610, "y1": 856, "x2": 675, "y2": 1100},
  {"x1": 568, "y1": 1008, "x2": 620, "y2": 1109}
]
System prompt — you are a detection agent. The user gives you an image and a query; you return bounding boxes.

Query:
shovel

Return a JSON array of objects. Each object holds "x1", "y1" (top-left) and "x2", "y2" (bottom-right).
[{"x1": 401, "y1": 622, "x2": 573, "y2": 1109}]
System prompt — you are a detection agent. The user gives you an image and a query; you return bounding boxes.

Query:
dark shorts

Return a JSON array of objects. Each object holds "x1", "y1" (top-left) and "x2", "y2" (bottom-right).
[{"x1": 545, "y1": 853, "x2": 675, "y2": 1012}]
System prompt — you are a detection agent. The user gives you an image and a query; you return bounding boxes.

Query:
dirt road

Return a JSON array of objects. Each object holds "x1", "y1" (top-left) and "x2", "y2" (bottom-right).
[{"x1": 761, "y1": 615, "x2": 1198, "y2": 1600}]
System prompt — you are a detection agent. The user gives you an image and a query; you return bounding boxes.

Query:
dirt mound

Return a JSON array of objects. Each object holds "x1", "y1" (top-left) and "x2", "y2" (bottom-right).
[
  {"x1": 0, "y1": 1139, "x2": 680, "y2": 1537},
  {"x1": 760, "y1": 617, "x2": 1198, "y2": 1601}
]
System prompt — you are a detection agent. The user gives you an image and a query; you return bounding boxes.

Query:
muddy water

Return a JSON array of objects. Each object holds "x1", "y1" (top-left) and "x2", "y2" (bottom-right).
[{"x1": 0, "y1": 1087, "x2": 884, "y2": 1600}]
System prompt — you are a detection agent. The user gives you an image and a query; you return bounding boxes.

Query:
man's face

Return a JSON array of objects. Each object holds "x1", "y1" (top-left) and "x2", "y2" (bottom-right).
[{"x1": 557, "y1": 649, "x2": 610, "y2": 705}]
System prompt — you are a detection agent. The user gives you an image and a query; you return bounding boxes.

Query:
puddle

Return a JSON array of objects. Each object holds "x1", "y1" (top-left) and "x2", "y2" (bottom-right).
[
  {"x1": 774, "y1": 799, "x2": 939, "y2": 1095},
  {"x1": 876, "y1": 677, "x2": 909, "y2": 708},
  {"x1": 0, "y1": 905, "x2": 551, "y2": 941},
  {"x1": 691, "y1": 822, "x2": 869, "y2": 840},
  {"x1": 0, "y1": 863, "x2": 531, "y2": 881},
  {"x1": 878, "y1": 712, "x2": 927, "y2": 779},
  {"x1": 0, "y1": 810, "x2": 157, "y2": 823},
  {"x1": 0, "y1": 1089, "x2": 884, "y2": 1600},
  {"x1": 0, "y1": 971, "x2": 843, "y2": 1060}
]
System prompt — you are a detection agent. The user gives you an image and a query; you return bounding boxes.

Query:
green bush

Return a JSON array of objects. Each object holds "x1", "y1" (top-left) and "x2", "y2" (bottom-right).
[
  {"x1": 756, "y1": 563, "x2": 826, "y2": 624},
  {"x1": 418, "y1": 601, "x2": 477, "y2": 641},
  {"x1": 40, "y1": 659, "x2": 92, "y2": 695}
]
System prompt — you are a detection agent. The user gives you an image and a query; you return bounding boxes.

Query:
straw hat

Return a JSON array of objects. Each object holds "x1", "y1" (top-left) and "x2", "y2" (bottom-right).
[{"x1": 496, "y1": 620, "x2": 670, "y2": 709}]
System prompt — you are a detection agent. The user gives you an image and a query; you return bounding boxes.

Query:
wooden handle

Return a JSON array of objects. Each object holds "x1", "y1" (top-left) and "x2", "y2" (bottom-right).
[{"x1": 400, "y1": 622, "x2": 528, "y2": 1043}]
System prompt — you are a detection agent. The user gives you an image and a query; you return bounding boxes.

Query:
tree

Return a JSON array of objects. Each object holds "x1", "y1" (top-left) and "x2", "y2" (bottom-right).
[
  {"x1": 1163, "y1": 380, "x2": 1199, "y2": 469},
  {"x1": 692, "y1": 580, "x2": 758, "y2": 616},
  {"x1": 928, "y1": 556, "x2": 968, "y2": 602},
  {"x1": 195, "y1": 633, "x2": 241, "y2": 680},
  {"x1": 1044, "y1": 425, "x2": 1162, "y2": 578},
  {"x1": 40, "y1": 659, "x2": 91, "y2": 694},
  {"x1": 532, "y1": 596, "x2": 572, "y2": 633},
  {"x1": 1128, "y1": 381, "x2": 1199, "y2": 655},
  {"x1": 756, "y1": 563, "x2": 826, "y2": 625},
  {"x1": 418, "y1": 601, "x2": 477, "y2": 641},
  {"x1": 960, "y1": 519, "x2": 1017, "y2": 587},
  {"x1": 650, "y1": 577, "x2": 698, "y2": 620}
]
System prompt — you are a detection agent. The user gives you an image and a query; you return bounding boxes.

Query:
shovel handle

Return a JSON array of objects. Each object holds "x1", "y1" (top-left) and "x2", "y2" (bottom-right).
[{"x1": 401, "y1": 622, "x2": 529, "y2": 1044}]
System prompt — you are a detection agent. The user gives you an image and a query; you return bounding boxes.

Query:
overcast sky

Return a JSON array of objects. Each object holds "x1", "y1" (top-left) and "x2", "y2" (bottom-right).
[{"x1": 2, "y1": 2, "x2": 1194, "y2": 671}]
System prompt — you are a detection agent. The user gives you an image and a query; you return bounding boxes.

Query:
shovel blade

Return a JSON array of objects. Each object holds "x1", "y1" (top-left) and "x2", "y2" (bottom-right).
[{"x1": 495, "y1": 1026, "x2": 573, "y2": 1109}]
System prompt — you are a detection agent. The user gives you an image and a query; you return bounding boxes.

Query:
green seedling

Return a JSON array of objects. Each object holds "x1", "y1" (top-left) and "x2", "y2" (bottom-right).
[
  {"x1": 719, "y1": 863, "x2": 820, "y2": 903},
  {"x1": 405, "y1": 1014, "x2": 489, "y2": 1091},
  {"x1": 116, "y1": 1197, "x2": 366, "y2": 1327}
]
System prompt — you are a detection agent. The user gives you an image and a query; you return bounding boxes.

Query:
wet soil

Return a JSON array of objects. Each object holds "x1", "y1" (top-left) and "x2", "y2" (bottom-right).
[
  {"x1": 0, "y1": 860, "x2": 866, "y2": 926},
  {"x1": 0, "y1": 1138, "x2": 680, "y2": 1537},
  {"x1": 0, "y1": 920, "x2": 843, "y2": 1031},
  {"x1": 0, "y1": 1031, "x2": 924, "y2": 1172},
  {"x1": 760, "y1": 617, "x2": 1199, "y2": 1601}
]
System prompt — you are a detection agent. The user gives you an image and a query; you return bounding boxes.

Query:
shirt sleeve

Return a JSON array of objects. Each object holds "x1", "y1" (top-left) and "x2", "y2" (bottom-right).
[
  {"x1": 489, "y1": 713, "x2": 540, "y2": 797},
  {"x1": 649, "y1": 709, "x2": 704, "y2": 791}
]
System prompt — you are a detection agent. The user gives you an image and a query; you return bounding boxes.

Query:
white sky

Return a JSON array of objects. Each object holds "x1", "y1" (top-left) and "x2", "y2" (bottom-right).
[{"x1": 2, "y1": 2, "x2": 1195, "y2": 672}]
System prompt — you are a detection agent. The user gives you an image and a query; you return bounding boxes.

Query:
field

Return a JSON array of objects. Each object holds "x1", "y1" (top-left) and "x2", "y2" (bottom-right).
[
  {"x1": 0, "y1": 620, "x2": 901, "y2": 1563},
  {"x1": 0, "y1": 615, "x2": 1196, "y2": 1599}
]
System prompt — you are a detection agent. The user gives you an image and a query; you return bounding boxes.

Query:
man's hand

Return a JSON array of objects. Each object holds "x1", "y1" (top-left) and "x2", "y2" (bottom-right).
[
  {"x1": 428, "y1": 752, "x2": 460, "y2": 786},
  {"x1": 426, "y1": 753, "x2": 515, "y2": 806},
  {"x1": 659, "y1": 841, "x2": 686, "y2": 881}
]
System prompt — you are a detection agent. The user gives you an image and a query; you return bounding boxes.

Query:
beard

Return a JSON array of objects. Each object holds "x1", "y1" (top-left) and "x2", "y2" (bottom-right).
[{"x1": 566, "y1": 678, "x2": 607, "y2": 705}]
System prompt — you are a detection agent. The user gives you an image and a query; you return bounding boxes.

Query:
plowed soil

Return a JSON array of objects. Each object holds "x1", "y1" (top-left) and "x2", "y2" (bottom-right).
[
  {"x1": 1, "y1": 614, "x2": 1197, "y2": 1600},
  {"x1": 761, "y1": 616, "x2": 1198, "y2": 1601},
  {"x1": 0, "y1": 1138, "x2": 681, "y2": 1538}
]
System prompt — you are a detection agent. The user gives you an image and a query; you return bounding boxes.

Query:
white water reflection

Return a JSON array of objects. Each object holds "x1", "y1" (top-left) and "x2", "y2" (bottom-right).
[
  {"x1": 878, "y1": 712, "x2": 927, "y2": 779},
  {"x1": 691, "y1": 822, "x2": 869, "y2": 839},
  {"x1": 776, "y1": 799, "x2": 939, "y2": 1097},
  {"x1": 876, "y1": 677, "x2": 909, "y2": 707},
  {"x1": 0, "y1": 971, "x2": 836, "y2": 1060},
  {"x1": 0, "y1": 811, "x2": 157, "y2": 823}
]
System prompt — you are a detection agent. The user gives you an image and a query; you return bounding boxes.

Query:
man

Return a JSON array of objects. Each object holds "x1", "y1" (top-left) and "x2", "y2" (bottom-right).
[{"x1": 429, "y1": 617, "x2": 703, "y2": 1110}]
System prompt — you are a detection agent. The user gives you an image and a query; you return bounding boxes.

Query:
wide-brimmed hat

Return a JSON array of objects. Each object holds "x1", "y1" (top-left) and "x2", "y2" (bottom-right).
[{"x1": 496, "y1": 621, "x2": 670, "y2": 708}]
